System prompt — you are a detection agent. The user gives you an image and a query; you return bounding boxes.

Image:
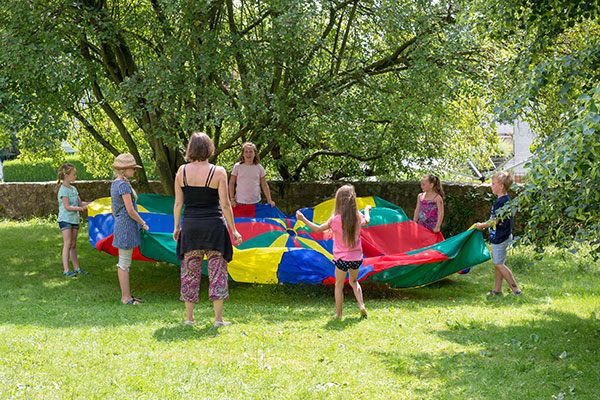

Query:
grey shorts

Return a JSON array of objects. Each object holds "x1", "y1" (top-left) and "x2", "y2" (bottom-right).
[{"x1": 491, "y1": 235, "x2": 512, "y2": 265}]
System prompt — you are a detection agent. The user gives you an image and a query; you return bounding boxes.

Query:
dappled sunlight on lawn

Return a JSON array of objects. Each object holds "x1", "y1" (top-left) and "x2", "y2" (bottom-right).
[{"x1": 0, "y1": 221, "x2": 599, "y2": 399}]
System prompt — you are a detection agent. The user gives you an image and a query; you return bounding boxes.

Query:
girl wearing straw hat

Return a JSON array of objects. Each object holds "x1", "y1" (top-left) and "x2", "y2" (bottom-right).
[{"x1": 111, "y1": 153, "x2": 148, "y2": 305}]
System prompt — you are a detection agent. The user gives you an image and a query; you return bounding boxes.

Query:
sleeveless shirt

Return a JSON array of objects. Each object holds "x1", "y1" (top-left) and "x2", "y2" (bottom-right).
[
  {"x1": 175, "y1": 165, "x2": 234, "y2": 262},
  {"x1": 417, "y1": 193, "x2": 439, "y2": 231}
]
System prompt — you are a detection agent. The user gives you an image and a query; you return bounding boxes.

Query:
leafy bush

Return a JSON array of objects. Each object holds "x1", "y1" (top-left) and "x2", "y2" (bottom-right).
[
  {"x1": 3, "y1": 155, "x2": 110, "y2": 182},
  {"x1": 512, "y1": 91, "x2": 600, "y2": 258},
  {"x1": 444, "y1": 190, "x2": 495, "y2": 237}
]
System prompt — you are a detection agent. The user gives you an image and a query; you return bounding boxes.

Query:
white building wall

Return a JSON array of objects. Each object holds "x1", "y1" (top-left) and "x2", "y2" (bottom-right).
[{"x1": 511, "y1": 119, "x2": 535, "y2": 177}]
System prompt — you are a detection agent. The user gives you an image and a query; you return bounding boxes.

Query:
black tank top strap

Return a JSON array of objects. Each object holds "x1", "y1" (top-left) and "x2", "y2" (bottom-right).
[
  {"x1": 182, "y1": 165, "x2": 188, "y2": 187},
  {"x1": 205, "y1": 165, "x2": 216, "y2": 187}
]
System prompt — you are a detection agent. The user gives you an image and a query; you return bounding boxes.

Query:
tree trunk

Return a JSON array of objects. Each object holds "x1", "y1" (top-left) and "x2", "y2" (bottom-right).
[{"x1": 149, "y1": 136, "x2": 176, "y2": 195}]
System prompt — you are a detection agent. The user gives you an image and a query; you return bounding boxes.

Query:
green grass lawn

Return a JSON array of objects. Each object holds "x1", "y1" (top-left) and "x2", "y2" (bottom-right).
[{"x1": 1, "y1": 219, "x2": 599, "y2": 399}]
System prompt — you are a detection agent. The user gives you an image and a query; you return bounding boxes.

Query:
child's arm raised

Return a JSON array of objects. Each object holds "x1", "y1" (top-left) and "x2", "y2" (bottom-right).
[
  {"x1": 296, "y1": 211, "x2": 330, "y2": 233},
  {"x1": 363, "y1": 204, "x2": 371, "y2": 225}
]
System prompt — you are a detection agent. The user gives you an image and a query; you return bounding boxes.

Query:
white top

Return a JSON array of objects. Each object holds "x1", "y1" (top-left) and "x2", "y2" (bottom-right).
[{"x1": 231, "y1": 162, "x2": 266, "y2": 204}]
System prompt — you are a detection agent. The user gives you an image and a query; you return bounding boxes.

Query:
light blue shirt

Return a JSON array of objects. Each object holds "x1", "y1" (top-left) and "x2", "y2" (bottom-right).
[{"x1": 57, "y1": 185, "x2": 80, "y2": 224}]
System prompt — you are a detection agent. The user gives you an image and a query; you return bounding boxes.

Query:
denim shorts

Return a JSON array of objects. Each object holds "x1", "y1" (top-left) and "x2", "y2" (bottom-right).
[
  {"x1": 491, "y1": 235, "x2": 512, "y2": 265},
  {"x1": 334, "y1": 259, "x2": 362, "y2": 272},
  {"x1": 58, "y1": 221, "x2": 80, "y2": 231}
]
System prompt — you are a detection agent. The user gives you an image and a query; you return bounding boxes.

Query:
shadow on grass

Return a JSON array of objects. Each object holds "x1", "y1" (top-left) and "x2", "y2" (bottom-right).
[
  {"x1": 373, "y1": 308, "x2": 600, "y2": 399},
  {"x1": 0, "y1": 222, "x2": 573, "y2": 331},
  {"x1": 0, "y1": 257, "x2": 525, "y2": 329},
  {"x1": 323, "y1": 316, "x2": 365, "y2": 330},
  {"x1": 153, "y1": 324, "x2": 223, "y2": 341}
]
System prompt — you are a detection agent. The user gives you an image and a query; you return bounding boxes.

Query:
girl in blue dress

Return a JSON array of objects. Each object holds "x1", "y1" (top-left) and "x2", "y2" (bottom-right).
[{"x1": 111, "y1": 153, "x2": 149, "y2": 305}]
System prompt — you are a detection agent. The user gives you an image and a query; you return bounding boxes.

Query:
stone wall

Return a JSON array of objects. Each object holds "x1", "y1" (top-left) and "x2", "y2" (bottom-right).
[
  {"x1": 0, "y1": 180, "x2": 505, "y2": 234},
  {"x1": 0, "y1": 181, "x2": 166, "y2": 221}
]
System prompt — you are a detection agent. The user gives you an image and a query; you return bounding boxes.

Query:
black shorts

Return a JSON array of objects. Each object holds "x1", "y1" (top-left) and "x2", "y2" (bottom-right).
[{"x1": 334, "y1": 259, "x2": 362, "y2": 272}]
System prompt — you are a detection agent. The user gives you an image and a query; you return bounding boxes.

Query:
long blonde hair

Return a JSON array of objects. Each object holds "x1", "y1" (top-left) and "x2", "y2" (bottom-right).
[
  {"x1": 333, "y1": 184, "x2": 360, "y2": 248},
  {"x1": 56, "y1": 163, "x2": 76, "y2": 189}
]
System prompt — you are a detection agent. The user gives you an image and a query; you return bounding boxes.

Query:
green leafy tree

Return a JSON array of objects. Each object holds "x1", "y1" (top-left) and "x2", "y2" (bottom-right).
[
  {"x1": 1, "y1": 0, "x2": 499, "y2": 194},
  {"x1": 474, "y1": 0, "x2": 600, "y2": 255}
]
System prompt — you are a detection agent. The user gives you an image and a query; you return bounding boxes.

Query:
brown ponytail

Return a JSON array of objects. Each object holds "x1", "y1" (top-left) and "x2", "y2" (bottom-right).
[
  {"x1": 424, "y1": 174, "x2": 445, "y2": 199},
  {"x1": 56, "y1": 163, "x2": 76, "y2": 189}
]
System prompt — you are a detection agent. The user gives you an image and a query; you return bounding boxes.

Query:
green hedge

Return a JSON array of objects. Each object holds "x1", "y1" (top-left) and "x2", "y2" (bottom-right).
[{"x1": 2, "y1": 156, "x2": 110, "y2": 182}]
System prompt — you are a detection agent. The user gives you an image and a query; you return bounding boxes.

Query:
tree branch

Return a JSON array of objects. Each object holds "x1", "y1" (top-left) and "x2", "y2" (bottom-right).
[
  {"x1": 333, "y1": 0, "x2": 358, "y2": 75},
  {"x1": 238, "y1": 10, "x2": 273, "y2": 37},
  {"x1": 363, "y1": 36, "x2": 418, "y2": 74},
  {"x1": 366, "y1": 65, "x2": 410, "y2": 76},
  {"x1": 329, "y1": 8, "x2": 344, "y2": 75},
  {"x1": 213, "y1": 124, "x2": 252, "y2": 156},
  {"x1": 226, "y1": 0, "x2": 250, "y2": 93},
  {"x1": 150, "y1": 0, "x2": 173, "y2": 42},
  {"x1": 66, "y1": 106, "x2": 120, "y2": 157},
  {"x1": 293, "y1": 150, "x2": 383, "y2": 180},
  {"x1": 299, "y1": 2, "x2": 346, "y2": 71},
  {"x1": 90, "y1": 80, "x2": 147, "y2": 183},
  {"x1": 122, "y1": 28, "x2": 162, "y2": 57},
  {"x1": 80, "y1": 38, "x2": 140, "y2": 163}
]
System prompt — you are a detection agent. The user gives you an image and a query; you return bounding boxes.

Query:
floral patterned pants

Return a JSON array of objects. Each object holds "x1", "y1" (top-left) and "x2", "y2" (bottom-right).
[{"x1": 180, "y1": 250, "x2": 229, "y2": 303}]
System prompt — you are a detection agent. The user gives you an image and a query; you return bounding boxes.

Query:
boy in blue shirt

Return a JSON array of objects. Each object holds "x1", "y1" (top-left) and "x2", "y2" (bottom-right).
[{"x1": 476, "y1": 171, "x2": 523, "y2": 296}]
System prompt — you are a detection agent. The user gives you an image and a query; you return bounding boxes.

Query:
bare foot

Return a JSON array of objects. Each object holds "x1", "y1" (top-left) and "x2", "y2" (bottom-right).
[
  {"x1": 359, "y1": 307, "x2": 368, "y2": 318},
  {"x1": 332, "y1": 314, "x2": 342, "y2": 319}
]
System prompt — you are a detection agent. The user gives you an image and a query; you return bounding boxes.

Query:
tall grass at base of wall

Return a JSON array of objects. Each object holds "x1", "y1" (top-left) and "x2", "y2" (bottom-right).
[{"x1": 2, "y1": 155, "x2": 110, "y2": 182}]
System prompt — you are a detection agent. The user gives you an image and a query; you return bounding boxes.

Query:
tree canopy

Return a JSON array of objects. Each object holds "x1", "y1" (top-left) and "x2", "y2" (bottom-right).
[
  {"x1": 474, "y1": 0, "x2": 600, "y2": 255},
  {"x1": 0, "y1": 0, "x2": 499, "y2": 194},
  {"x1": 4, "y1": 0, "x2": 598, "y2": 254}
]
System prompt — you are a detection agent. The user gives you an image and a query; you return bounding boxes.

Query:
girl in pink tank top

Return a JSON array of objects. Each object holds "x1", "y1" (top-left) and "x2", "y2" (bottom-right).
[{"x1": 296, "y1": 185, "x2": 370, "y2": 319}]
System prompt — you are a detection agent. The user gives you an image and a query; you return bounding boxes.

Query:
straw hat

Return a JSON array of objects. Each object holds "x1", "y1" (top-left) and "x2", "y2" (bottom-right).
[{"x1": 113, "y1": 153, "x2": 142, "y2": 169}]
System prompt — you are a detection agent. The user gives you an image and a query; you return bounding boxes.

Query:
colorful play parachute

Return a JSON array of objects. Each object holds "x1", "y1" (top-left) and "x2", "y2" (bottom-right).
[{"x1": 88, "y1": 194, "x2": 489, "y2": 288}]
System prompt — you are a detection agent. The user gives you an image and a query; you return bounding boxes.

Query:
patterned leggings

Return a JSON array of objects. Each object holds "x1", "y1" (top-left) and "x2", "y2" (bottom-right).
[{"x1": 180, "y1": 250, "x2": 229, "y2": 303}]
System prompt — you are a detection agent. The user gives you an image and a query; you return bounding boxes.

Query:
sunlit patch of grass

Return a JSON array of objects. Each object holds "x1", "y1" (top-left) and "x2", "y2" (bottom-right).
[{"x1": 0, "y1": 220, "x2": 599, "y2": 399}]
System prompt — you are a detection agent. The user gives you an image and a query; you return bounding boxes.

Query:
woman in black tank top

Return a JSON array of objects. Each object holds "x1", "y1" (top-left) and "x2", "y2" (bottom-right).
[{"x1": 173, "y1": 133, "x2": 242, "y2": 328}]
